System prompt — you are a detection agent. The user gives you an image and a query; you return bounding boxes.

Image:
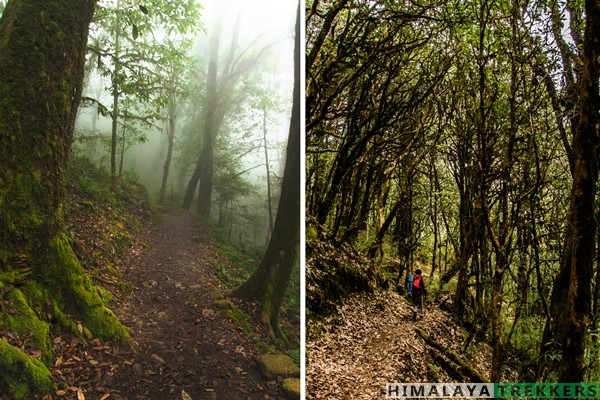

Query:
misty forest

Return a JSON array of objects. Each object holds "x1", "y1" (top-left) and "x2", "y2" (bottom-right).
[
  {"x1": 306, "y1": 0, "x2": 600, "y2": 397},
  {"x1": 0, "y1": 0, "x2": 299, "y2": 399}
]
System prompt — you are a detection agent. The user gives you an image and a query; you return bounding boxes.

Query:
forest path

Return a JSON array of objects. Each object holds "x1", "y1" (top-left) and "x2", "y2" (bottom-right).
[
  {"x1": 306, "y1": 291, "x2": 493, "y2": 399},
  {"x1": 104, "y1": 209, "x2": 284, "y2": 400}
]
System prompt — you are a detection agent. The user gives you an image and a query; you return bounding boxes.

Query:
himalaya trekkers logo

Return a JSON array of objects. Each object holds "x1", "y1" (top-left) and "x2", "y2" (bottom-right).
[{"x1": 385, "y1": 383, "x2": 600, "y2": 398}]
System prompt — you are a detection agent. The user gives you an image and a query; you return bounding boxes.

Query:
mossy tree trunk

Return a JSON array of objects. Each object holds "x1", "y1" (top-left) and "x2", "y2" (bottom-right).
[
  {"x1": 232, "y1": 3, "x2": 300, "y2": 345},
  {"x1": 537, "y1": 0, "x2": 600, "y2": 382},
  {"x1": 0, "y1": 1, "x2": 129, "y2": 398},
  {"x1": 555, "y1": 0, "x2": 600, "y2": 382}
]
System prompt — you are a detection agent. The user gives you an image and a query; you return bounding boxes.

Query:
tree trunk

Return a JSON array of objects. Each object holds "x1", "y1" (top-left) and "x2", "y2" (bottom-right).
[
  {"x1": 0, "y1": 1, "x2": 128, "y2": 398},
  {"x1": 159, "y1": 98, "x2": 177, "y2": 204},
  {"x1": 110, "y1": 0, "x2": 121, "y2": 182},
  {"x1": 231, "y1": 2, "x2": 300, "y2": 343},
  {"x1": 118, "y1": 105, "x2": 127, "y2": 177},
  {"x1": 182, "y1": 18, "x2": 220, "y2": 215},
  {"x1": 538, "y1": 0, "x2": 600, "y2": 382},
  {"x1": 556, "y1": 0, "x2": 599, "y2": 381},
  {"x1": 182, "y1": 158, "x2": 201, "y2": 210},
  {"x1": 263, "y1": 106, "x2": 274, "y2": 243},
  {"x1": 195, "y1": 8, "x2": 221, "y2": 219}
]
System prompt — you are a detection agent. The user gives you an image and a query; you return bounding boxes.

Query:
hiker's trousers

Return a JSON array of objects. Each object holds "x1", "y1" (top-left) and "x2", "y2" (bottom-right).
[{"x1": 412, "y1": 295, "x2": 424, "y2": 316}]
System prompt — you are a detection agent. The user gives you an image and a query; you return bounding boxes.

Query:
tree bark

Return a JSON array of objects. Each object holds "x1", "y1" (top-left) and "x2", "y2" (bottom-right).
[
  {"x1": 538, "y1": 0, "x2": 600, "y2": 382},
  {"x1": 0, "y1": 1, "x2": 128, "y2": 397},
  {"x1": 263, "y1": 106, "x2": 274, "y2": 243},
  {"x1": 110, "y1": 0, "x2": 121, "y2": 182},
  {"x1": 159, "y1": 97, "x2": 177, "y2": 204},
  {"x1": 556, "y1": 0, "x2": 600, "y2": 382}
]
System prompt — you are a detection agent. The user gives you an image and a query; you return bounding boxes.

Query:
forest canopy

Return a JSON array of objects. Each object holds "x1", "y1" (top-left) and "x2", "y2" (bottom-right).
[{"x1": 306, "y1": 0, "x2": 600, "y2": 383}]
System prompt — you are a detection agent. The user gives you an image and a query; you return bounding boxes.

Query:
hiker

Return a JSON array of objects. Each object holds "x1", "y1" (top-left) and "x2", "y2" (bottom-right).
[{"x1": 411, "y1": 269, "x2": 427, "y2": 320}]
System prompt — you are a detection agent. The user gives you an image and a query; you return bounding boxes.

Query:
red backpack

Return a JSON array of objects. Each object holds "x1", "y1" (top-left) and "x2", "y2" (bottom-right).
[{"x1": 412, "y1": 275, "x2": 423, "y2": 296}]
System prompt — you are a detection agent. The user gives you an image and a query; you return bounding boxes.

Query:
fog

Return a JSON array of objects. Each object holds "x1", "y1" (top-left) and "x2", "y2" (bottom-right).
[{"x1": 74, "y1": 0, "x2": 298, "y2": 254}]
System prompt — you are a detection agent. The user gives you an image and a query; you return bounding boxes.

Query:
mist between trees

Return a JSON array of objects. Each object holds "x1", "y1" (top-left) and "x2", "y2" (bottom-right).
[
  {"x1": 306, "y1": 0, "x2": 600, "y2": 384},
  {"x1": 74, "y1": 0, "x2": 296, "y2": 256}
]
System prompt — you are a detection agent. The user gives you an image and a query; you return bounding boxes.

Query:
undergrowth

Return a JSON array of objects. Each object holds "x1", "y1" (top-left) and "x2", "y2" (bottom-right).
[
  {"x1": 0, "y1": 155, "x2": 154, "y2": 399},
  {"x1": 200, "y1": 219, "x2": 301, "y2": 354}
]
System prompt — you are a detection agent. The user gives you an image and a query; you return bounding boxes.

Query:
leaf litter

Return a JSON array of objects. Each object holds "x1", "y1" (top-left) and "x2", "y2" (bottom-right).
[
  {"x1": 307, "y1": 290, "x2": 497, "y2": 400},
  {"x1": 36, "y1": 210, "x2": 287, "y2": 400}
]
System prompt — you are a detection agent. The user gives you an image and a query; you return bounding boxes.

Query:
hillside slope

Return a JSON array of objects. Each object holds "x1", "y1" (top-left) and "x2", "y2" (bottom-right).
[{"x1": 307, "y1": 290, "x2": 496, "y2": 399}]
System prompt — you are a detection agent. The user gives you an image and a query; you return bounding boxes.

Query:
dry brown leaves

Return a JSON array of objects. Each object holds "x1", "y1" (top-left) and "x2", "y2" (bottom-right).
[
  {"x1": 45, "y1": 334, "x2": 122, "y2": 399},
  {"x1": 307, "y1": 290, "x2": 494, "y2": 399}
]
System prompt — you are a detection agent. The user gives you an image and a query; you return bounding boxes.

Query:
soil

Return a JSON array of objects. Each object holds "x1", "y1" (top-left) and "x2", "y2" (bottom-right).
[{"x1": 49, "y1": 210, "x2": 287, "y2": 400}]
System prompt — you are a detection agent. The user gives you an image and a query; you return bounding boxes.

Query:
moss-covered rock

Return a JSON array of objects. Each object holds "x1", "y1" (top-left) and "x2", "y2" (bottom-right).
[
  {"x1": 257, "y1": 354, "x2": 300, "y2": 380},
  {"x1": 282, "y1": 377, "x2": 301, "y2": 400}
]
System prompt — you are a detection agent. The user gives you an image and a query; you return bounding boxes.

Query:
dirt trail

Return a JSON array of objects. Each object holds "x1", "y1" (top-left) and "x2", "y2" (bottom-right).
[
  {"x1": 306, "y1": 291, "x2": 493, "y2": 400},
  {"x1": 104, "y1": 210, "x2": 285, "y2": 400}
]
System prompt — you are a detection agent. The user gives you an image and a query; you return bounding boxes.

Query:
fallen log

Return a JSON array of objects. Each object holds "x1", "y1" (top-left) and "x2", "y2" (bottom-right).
[
  {"x1": 429, "y1": 352, "x2": 466, "y2": 381},
  {"x1": 415, "y1": 327, "x2": 489, "y2": 383}
]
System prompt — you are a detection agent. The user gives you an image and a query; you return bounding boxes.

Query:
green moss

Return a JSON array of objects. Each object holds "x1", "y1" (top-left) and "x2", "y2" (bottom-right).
[
  {"x1": 207, "y1": 283, "x2": 225, "y2": 300},
  {"x1": 48, "y1": 234, "x2": 130, "y2": 342},
  {"x1": 105, "y1": 263, "x2": 122, "y2": 278},
  {"x1": 214, "y1": 299, "x2": 235, "y2": 310},
  {"x1": 218, "y1": 309, "x2": 237, "y2": 321},
  {"x1": 2, "y1": 287, "x2": 53, "y2": 365},
  {"x1": 95, "y1": 285, "x2": 113, "y2": 303},
  {"x1": 256, "y1": 341, "x2": 276, "y2": 355},
  {"x1": 0, "y1": 340, "x2": 54, "y2": 400}
]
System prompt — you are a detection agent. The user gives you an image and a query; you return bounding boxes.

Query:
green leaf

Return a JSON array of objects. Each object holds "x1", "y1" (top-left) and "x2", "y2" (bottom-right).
[
  {"x1": 139, "y1": 5, "x2": 149, "y2": 14},
  {"x1": 132, "y1": 24, "x2": 138, "y2": 40}
]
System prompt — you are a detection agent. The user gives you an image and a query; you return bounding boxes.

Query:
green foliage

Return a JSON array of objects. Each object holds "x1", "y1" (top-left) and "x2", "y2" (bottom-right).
[
  {"x1": 286, "y1": 348, "x2": 301, "y2": 367},
  {"x1": 585, "y1": 329, "x2": 600, "y2": 382},
  {"x1": 80, "y1": 0, "x2": 202, "y2": 176},
  {"x1": 209, "y1": 240, "x2": 259, "y2": 290},
  {"x1": 304, "y1": 0, "x2": 599, "y2": 380}
]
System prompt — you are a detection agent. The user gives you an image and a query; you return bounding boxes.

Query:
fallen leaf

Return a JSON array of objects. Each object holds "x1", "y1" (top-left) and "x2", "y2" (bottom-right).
[
  {"x1": 151, "y1": 353, "x2": 166, "y2": 364},
  {"x1": 77, "y1": 389, "x2": 86, "y2": 400},
  {"x1": 100, "y1": 394, "x2": 110, "y2": 400},
  {"x1": 181, "y1": 389, "x2": 192, "y2": 400},
  {"x1": 30, "y1": 349, "x2": 42, "y2": 359}
]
